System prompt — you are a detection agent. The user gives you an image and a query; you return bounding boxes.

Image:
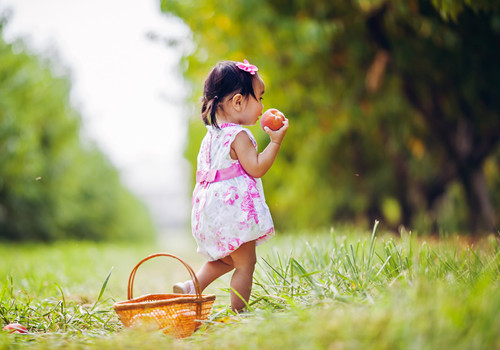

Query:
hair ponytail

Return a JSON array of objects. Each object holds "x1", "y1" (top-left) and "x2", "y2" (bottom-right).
[
  {"x1": 201, "y1": 96, "x2": 220, "y2": 129},
  {"x1": 210, "y1": 96, "x2": 219, "y2": 128}
]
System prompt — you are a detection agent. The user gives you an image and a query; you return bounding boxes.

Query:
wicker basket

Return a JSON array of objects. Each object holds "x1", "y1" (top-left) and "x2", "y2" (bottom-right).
[{"x1": 113, "y1": 253, "x2": 216, "y2": 338}]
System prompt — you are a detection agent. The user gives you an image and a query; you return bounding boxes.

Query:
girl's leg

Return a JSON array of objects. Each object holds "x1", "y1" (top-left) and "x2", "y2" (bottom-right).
[
  {"x1": 195, "y1": 256, "x2": 234, "y2": 292},
  {"x1": 228, "y1": 240, "x2": 257, "y2": 312}
]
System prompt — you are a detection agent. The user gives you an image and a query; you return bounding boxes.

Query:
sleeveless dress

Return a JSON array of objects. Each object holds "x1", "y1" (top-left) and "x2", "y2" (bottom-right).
[{"x1": 191, "y1": 123, "x2": 274, "y2": 261}]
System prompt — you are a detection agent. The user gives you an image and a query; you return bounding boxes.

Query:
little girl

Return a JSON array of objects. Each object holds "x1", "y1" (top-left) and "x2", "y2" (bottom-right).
[{"x1": 174, "y1": 59, "x2": 289, "y2": 312}]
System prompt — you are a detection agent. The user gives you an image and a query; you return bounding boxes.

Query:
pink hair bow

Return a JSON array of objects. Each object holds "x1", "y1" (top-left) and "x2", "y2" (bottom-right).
[{"x1": 236, "y1": 59, "x2": 258, "y2": 75}]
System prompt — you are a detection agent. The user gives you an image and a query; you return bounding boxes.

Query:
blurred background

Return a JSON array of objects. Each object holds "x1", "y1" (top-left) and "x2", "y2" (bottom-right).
[
  {"x1": 0, "y1": 0, "x2": 192, "y2": 241},
  {"x1": 1, "y1": 0, "x2": 499, "y2": 242}
]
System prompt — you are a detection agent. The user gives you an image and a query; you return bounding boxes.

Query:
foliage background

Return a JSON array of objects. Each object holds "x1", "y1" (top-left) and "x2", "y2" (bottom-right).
[
  {"x1": 1, "y1": 0, "x2": 499, "y2": 241},
  {"x1": 161, "y1": 0, "x2": 500, "y2": 236},
  {"x1": 0, "y1": 17, "x2": 155, "y2": 241}
]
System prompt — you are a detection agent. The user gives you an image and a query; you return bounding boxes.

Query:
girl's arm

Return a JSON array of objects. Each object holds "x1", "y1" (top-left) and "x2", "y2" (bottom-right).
[{"x1": 231, "y1": 118, "x2": 289, "y2": 178}]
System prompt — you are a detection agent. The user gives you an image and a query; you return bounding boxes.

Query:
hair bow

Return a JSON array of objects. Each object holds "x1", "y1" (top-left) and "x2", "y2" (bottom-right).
[{"x1": 236, "y1": 59, "x2": 258, "y2": 75}]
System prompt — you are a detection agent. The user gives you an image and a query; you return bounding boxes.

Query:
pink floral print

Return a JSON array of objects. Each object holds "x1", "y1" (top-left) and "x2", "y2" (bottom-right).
[
  {"x1": 224, "y1": 186, "x2": 239, "y2": 205},
  {"x1": 191, "y1": 124, "x2": 274, "y2": 261}
]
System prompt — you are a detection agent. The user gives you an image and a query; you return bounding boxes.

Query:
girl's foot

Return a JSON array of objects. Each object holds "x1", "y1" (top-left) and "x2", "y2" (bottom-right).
[{"x1": 172, "y1": 280, "x2": 195, "y2": 294}]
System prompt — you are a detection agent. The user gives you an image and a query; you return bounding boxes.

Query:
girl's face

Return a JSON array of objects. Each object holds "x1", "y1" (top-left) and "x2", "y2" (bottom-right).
[{"x1": 237, "y1": 75, "x2": 265, "y2": 126}]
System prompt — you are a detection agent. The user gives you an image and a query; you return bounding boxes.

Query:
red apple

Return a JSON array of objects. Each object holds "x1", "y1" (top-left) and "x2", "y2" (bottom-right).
[
  {"x1": 260, "y1": 108, "x2": 285, "y2": 131},
  {"x1": 3, "y1": 323, "x2": 28, "y2": 334}
]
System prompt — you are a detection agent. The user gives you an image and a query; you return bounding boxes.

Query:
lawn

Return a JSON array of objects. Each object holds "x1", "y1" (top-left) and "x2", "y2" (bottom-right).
[{"x1": 1, "y1": 223, "x2": 499, "y2": 349}]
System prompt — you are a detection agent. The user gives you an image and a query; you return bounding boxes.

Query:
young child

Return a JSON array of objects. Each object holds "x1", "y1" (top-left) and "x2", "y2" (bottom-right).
[{"x1": 173, "y1": 59, "x2": 289, "y2": 312}]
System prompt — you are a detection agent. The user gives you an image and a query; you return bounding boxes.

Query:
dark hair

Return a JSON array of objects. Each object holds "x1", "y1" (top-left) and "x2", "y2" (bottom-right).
[{"x1": 201, "y1": 61, "x2": 258, "y2": 129}]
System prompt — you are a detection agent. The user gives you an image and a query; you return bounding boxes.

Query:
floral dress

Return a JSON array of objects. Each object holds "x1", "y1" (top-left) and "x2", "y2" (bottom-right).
[{"x1": 191, "y1": 123, "x2": 274, "y2": 261}]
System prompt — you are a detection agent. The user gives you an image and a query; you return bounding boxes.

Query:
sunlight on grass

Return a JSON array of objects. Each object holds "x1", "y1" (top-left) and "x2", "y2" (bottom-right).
[{"x1": 1, "y1": 225, "x2": 499, "y2": 349}]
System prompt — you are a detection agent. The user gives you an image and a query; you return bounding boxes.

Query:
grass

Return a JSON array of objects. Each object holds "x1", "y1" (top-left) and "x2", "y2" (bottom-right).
[{"x1": 1, "y1": 223, "x2": 499, "y2": 349}]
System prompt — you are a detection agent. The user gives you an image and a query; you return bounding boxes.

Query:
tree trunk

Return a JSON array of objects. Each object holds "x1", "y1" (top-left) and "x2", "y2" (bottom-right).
[
  {"x1": 460, "y1": 167, "x2": 497, "y2": 234},
  {"x1": 367, "y1": 4, "x2": 500, "y2": 235}
]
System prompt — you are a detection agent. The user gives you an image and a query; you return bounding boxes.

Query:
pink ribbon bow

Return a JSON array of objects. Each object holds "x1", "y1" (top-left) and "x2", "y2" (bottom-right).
[
  {"x1": 236, "y1": 59, "x2": 258, "y2": 75},
  {"x1": 196, "y1": 169, "x2": 217, "y2": 184},
  {"x1": 196, "y1": 163, "x2": 248, "y2": 184}
]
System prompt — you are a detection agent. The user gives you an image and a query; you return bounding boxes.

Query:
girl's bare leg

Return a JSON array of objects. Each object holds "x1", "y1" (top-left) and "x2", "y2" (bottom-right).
[
  {"x1": 228, "y1": 240, "x2": 257, "y2": 312},
  {"x1": 196, "y1": 256, "x2": 234, "y2": 292}
]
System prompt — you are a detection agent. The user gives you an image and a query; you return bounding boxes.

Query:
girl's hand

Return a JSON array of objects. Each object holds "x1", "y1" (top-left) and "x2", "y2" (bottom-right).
[
  {"x1": 263, "y1": 117, "x2": 289, "y2": 145},
  {"x1": 231, "y1": 117, "x2": 289, "y2": 178}
]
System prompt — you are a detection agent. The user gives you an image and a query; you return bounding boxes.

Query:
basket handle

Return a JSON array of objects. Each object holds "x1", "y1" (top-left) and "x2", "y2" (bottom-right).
[{"x1": 127, "y1": 253, "x2": 203, "y2": 300}]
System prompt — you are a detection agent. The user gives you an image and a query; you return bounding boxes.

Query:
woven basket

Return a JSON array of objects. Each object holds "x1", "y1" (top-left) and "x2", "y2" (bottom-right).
[{"x1": 113, "y1": 253, "x2": 216, "y2": 338}]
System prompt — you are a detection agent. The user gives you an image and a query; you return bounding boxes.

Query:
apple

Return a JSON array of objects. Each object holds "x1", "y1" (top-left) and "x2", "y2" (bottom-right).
[
  {"x1": 260, "y1": 108, "x2": 285, "y2": 131},
  {"x1": 3, "y1": 323, "x2": 28, "y2": 334}
]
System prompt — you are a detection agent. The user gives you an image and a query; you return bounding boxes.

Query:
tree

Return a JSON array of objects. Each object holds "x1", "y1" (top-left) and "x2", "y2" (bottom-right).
[
  {"x1": 161, "y1": 0, "x2": 500, "y2": 235},
  {"x1": 365, "y1": 1, "x2": 500, "y2": 233},
  {"x1": 0, "y1": 16, "x2": 156, "y2": 241}
]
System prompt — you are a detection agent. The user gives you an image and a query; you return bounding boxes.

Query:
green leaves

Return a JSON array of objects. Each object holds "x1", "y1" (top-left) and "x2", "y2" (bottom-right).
[
  {"x1": 164, "y1": 0, "x2": 500, "y2": 234},
  {"x1": 0, "y1": 19, "x2": 155, "y2": 241}
]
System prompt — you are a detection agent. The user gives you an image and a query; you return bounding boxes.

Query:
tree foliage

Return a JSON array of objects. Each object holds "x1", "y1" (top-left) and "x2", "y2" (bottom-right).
[
  {"x1": 0, "y1": 17, "x2": 156, "y2": 241},
  {"x1": 161, "y1": 0, "x2": 500, "y2": 235}
]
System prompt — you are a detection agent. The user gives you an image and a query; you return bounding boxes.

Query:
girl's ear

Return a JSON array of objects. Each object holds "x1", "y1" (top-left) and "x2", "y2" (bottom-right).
[{"x1": 231, "y1": 93, "x2": 243, "y2": 112}]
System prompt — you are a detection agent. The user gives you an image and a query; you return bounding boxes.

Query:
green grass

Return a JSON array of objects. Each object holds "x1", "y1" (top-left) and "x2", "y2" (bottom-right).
[{"x1": 1, "y1": 224, "x2": 499, "y2": 349}]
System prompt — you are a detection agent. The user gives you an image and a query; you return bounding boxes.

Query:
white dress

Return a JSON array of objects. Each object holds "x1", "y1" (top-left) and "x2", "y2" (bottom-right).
[{"x1": 191, "y1": 123, "x2": 274, "y2": 261}]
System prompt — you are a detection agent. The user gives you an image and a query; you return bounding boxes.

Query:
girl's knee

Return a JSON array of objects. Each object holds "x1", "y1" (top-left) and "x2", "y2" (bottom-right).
[
  {"x1": 231, "y1": 240, "x2": 257, "y2": 269},
  {"x1": 233, "y1": 255, "x2": 256, "y2": 272},
  {"x1": 247, "y1": 254, "x2": 257, "y2": 268}
]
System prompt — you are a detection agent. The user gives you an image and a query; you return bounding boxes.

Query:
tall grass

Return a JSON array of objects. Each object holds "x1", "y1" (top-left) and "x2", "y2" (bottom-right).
[
  {"x1": 0, "y1": 268, "x2": 116, "y2": 335},
  {"x1": 250, "y1": 223, "x2": 499, "y2": 311},
  {"x1": 1, "y1": 225, "x2": 499, "y2": 349}
]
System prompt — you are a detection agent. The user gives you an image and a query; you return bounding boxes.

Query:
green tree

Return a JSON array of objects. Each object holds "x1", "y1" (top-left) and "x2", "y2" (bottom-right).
[
  {"x1": 0, "y1": 16, "x2": 156, "y2": 241},
  {"x1": 162, "y1": 0, "x2": 500, "y2": 235}
]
